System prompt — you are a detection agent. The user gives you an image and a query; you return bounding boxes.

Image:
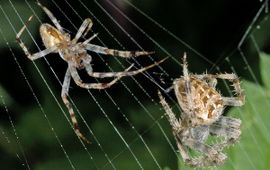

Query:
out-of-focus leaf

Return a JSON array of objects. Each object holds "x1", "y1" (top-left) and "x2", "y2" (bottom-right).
[
  {"x1": 0, "y1": 85, "x2": 12, "y2": 106},
  {"x1": 228, "y1": 52, "x2": 270, "y2": 170}
]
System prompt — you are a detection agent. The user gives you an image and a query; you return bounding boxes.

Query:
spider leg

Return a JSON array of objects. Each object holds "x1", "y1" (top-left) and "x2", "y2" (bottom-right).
[
  {"x1": 82, "y1": 33, "x2": 98, "y2": 45},
  {"x1": 16, "y1": 17, "x2": 57, "y2": 60},
  {"x1": 209, "y1": 116, "x2": 241, "y2": 150},
  {"x1": 164, "y1": 85, "x2": 174, "y2": 93},
  {"x1": 61, "y1": 69, "x2": 90, "y2": 143},
  {"x1": 16, "y1": 39, "x2": 57, "y2": 60},
  {"x1": 158, "y1": 91, "x2": 193, "y2": 164},
  {"x1": 85, "y1": 44, "x2": 154, "y2": 58},
  {"x1": 181, "y1": 136, "x2": 227, "y2": 167},
  {"x1": 212, "y1": 116, "x2": 241, "y2": 132},
  {"x1": 215, "y1": 73, "x2": 245, "y2": 106},
  {"x1": 175, "y1": 137, "x2": 192, "y2": 163},
  {"x1": 183, "y1": 137, "x2": 218, "y2": 155},
  {"x1": 181, "y1": 53, "x2": 193, "y2": 110},
  {"x1": 158, "y1": 91, "x2": 180, "y2": 129},
  {"x1": 69, "y1": 64, "x2": 132, "y2": 89},
  {"x1": 37, "y1": 1, "x2": 64, "y2": 33},
  {"x1": 86, "y1": 57, "x2": 167, "y2": 78},
  {"x1": 184, "y1": 154, "x2": 227, "y2": 168},
  {"x1": 182, "y1": 53, "x2": 189, "y2": 79},
  {"x1": 222, "y1": 97, "x2": 244, "y2": 106},
  {"x1": 193, "y1": 74, "x2": 218, "y2": 88},
  {"x1": 72, "y1": 18, "x2": 93, "y2": 43}
]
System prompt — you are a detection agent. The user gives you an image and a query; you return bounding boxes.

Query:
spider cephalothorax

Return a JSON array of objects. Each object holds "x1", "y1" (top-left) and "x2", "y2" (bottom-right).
[
  {"x1": 16, "y1": 2, "x2": 166, "y2": 143},
  {"x1": 158, "y1": 53, "x2": 245, "y2": 168}
]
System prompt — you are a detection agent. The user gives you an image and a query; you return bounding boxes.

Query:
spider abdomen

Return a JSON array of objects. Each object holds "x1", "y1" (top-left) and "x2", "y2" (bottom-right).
[
  {"x1": 40, "y1": 24, "x2": 69, "y2": 49},
  {"x1": 175, "y1": 76, "x2": 224, "y2": 125}
]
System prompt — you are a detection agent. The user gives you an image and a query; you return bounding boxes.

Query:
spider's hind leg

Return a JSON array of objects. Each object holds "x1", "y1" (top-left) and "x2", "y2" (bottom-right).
[
  {"x1": 85, "y1": 58, "x2": 167, "y2": 78},
  {"x1": 209, "y1": 116, "x2": 241, "y2": 151},
  {"x1": 85, "y1": 44, "x2": 154, "y2": 58},
  {"x1": 61, "y1": 70, "x2": 90, "y2": 143},
  {"x1": 70, "y1": 64, "x2": 133, "y2": 90},
  {"x1": 181, "y1": 136, "x2": 227, "y2": 167}
]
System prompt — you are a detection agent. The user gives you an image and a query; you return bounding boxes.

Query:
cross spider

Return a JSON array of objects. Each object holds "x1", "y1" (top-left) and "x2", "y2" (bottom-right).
[
  {"x1": 158, "y1": 53, "x2": 245, "y2": 168},
  {"x1": 16, "y1": 2, "x2": 166, "y2": 143}
]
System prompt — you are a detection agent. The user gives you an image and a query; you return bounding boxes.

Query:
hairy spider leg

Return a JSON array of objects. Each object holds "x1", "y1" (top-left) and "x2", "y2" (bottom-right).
[
  {"x1": 181, "y1": 53, "x2": 194, "y2": 111},
  {"x1": 158, "y1": 91, "x2": 180, "y2": 129},
  {"x1": 61, "y1": 64, "x2": 133, "y2": 142},
  {"x1": 193, "y1": 74, "x2": 218, "y2": 88},
  {"x1": 82, "y1": 33, "x2": 98, "y2": 45},
  {"x1": 193, "y1": 73, "x2": 244, "y2": 106},
  {"x1": 180, "y1": 136, "x2": 227, "y2": 168},
  {"x1": 61, "y1": 70, "x2": 90, "y2": 143},
  {"x1": 209, "y1": 116, "x2": 241, "y2": 151},
  {"x1": 85, "y1": 44, "x2": 155, "y2": 58},
  {"x1": 69, "y1": 64, "x2": 133, "y2": 90},
  {"x1": 16, "y1": 15, "x2": 58, "y2": 60},
  {"x1": 72, "y1": 18, "x2": 93, "y2": 43},
  {"x1": 85, "y1": 57, "x2": 167, "y2": 78},
  {"x1": 37, "y1": 1, "x2": 64, "y2": 33},
  {"x1": 158, "y1": 91, "x2": 191, "y2": 163},
  {"x1": 214, "y1": 74, "x2": 245, "y2": 106}
]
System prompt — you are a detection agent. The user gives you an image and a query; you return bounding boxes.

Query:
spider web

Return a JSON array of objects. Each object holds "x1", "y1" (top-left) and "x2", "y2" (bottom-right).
[{"x1": 0, "y1": 0, "x2": 269, "y2": 169}]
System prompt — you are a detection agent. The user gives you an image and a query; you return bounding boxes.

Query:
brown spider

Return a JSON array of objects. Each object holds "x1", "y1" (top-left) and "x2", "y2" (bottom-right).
[
  {"x1": 16, "y1": 2, "x2": 166, "y2": 143},
  {"x1": 158, "y1": 53, "x2": 245, "y2": 168}
]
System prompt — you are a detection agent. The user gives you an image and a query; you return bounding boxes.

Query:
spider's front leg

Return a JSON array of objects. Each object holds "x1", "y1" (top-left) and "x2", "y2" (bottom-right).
[
  {"x1": 158, "y1": 91, "x2": 192, "y2": 163},
  {"x1": 215, "y1": 74, "x2": 245, "y2": 106},
  {"x1": 16, "y1": 16, "x2": 57, "y2": 60},
  {"x1": 61, "y1": 70, "x2": 90, "y2": 143},
  {"x1": 69, "y1": 64, "x2": 133, "y2": 90},
  {"x1": 181, "y1": 53, "x2": 194, "y2": 110},
  {"x1": 37, "y1": 1, "x2": 64, "y2": 33},
  {"x1": 86, "y1": 57, "x2": 167, "y2": 78},
  {"x1": 193, "y1": 74, "x2": 218, "y2": 88},
  {"x1": 85, "y1": 43, "x2": 154, "y2": 58},
  {"x1": 158, "y1": 91, "x2": 180, "y2": 129}
]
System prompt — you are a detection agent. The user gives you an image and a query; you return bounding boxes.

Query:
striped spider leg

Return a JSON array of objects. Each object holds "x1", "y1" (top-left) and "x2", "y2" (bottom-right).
[{"x1": 16, "y1": 1, "x2": 166, "y2": 143}]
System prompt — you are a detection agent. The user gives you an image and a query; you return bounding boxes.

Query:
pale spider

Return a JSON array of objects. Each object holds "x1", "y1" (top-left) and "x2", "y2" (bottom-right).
[
  {"x1": 158, "y1": 53, "x2": 245, "y2": 168},
  {"x1": 16, "y1": 2, "x2": 166, "y2": 143}
]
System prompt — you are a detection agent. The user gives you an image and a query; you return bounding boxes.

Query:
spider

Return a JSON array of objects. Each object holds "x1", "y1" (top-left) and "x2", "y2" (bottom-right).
[
  {"x1": 158, "y1": 53, "x2": 245, "y2": 168},
  {"x1": 16, "y1": 1, "x2": 166, "y2": 143}
]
